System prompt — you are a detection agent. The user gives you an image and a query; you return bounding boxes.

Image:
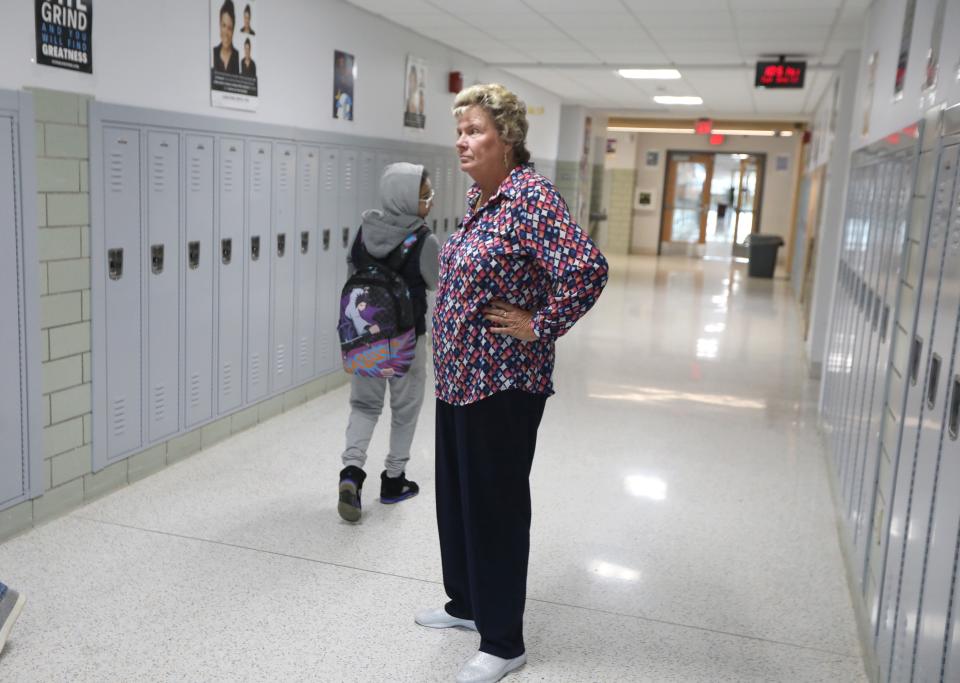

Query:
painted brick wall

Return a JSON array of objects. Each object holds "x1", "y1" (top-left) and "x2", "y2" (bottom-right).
[{"x1": 605, "y1": 169, "x2": 636, "y2": 255}]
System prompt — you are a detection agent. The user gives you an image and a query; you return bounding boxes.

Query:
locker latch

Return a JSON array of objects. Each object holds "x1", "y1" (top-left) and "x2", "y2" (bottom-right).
[
  {"x1": 928, "y1": 353, "x2": 943, "y2": 409},
  {"x1": 221, "y1": 238, "x2": 233, "y2": 265},
  {"x1": 949, "y1": 376, "x2": 960, "y2": 441},
  {"x1": 910, "y1": 336, "x2": 923, "y2": 386},
  {"x1": 151, "y1": 244, "x2": 165, "y2": 275},
  {"x1": 444, "y1": 218, "x2": 449, "y2": 233},
  {"x1": 108, "y1": 248, "x2": 124, "y2": 281},
  {"x1": 341, "y1": 227, "x2": 350, "y2": 248},
  {"x1": 301, "y1": 231, "x2": 309, "y2": 254},
  {"x1": 323, "y1": 229, "x2": 331, "y2": 251},
  {"x1": 277, "y1": 233, "x2": 286, "y2": 258},
  {"x1": 251, "y1": 236, "x2": 261, "y2": 261},
  {"x1": 432, "y1": 219, "x2": 438, "y2": 234},
  {"x1": 188, "y1": 241, "x2": 201, "y2": 270}
]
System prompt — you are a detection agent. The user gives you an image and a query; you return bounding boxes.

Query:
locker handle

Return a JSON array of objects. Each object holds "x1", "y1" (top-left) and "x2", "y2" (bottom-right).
[
  {"x1": 251, "y1": 235, "x2": 261, "y2": 261},
  {"x1": 880, "y1": 304, "x2": 890, "y2": 343},
  {"x1": 444, "y1": 217, "x2": 449, "y2": 233},
  {"x1": 221, "y1": 238, "x2": 233, "y2": 265},
  {"x1": 277, "y1": 233, "x2": 286, "y2": 258},
  {"x1": 432, "y1": 219, "x2": 438, "y2": 234},
  {"x1": 342, "y1": 227, "x2": 350, "y2": 248},
  {"x1": 300, "y1": 231, "x2": 309, "y2": 254},
  {"x1": 323, "y1": 229, "x2": 331, "y2": 251},
  {"x1": 910, "y1": 336, "x2": 922, "y2": 386},
  {"x1": 151, "y1": 244, "x2": 165, "y2": 275},
  {"x1": 928, "y1": 353, "x2": 943, "y2": 409},
  {"x1": 949, "y1": 376, "x2": 960, "y2": 441},
  {"x1": 871, "y1": 293, "x2": 881, "y2": 331},
  {"x1": 108, "y1": 248, "x2": 124, "y2": 280},
  {"x1": 188, "y1": 241, "x2": 201, "y2": 270}
]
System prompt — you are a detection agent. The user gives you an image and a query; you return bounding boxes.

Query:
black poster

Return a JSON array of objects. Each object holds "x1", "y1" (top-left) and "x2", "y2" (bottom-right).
[{"x1": 35, "y1": 0, "x2": 93, "y2": 74}]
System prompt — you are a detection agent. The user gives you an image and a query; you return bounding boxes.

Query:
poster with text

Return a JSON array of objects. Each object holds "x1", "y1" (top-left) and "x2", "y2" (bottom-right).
[
  {"x1": 893, "y1": 0, "x2": 916, "y2": 100},
  {"x1": 403, "y1": 56, "x2": 426, "y2": 129},
  {"x1": 211, "y1": 0, "x2": 259, "y2": 111},
  {"x1": 35, "y1": 0, "x2": 93, "y2": 73},
  {"x1": 334, "y1": 50, "x2": 356, "y2": 121}
]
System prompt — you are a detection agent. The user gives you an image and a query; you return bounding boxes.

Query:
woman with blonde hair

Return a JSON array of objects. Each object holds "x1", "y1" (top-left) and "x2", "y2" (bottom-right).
[{"x1": 415, "y1": 84, "x2": 608, "y2": 682}]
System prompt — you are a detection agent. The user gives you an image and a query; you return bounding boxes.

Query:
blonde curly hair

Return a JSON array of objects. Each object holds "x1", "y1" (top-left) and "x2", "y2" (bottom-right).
[{"x1": 452, "y1": 83, "x2": 531, "y2": 165}]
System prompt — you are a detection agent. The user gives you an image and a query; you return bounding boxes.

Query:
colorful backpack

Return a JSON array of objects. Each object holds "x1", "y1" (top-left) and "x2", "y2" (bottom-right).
[{"x1": 337, "y1": 227, "x2": 427, "y2": 378}]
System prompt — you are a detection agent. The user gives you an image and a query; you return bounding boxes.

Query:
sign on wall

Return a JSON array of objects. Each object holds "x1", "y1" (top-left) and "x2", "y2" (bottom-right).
[
  {"x1": 334, "y1": 50, "x2": 356, "y2": 121},
  {"x1": 403, "y1": 56, "x2": 426, "y2": 129},
  {"x1": 211, "y1": 0, "x2": 259, "y2": 112},
  {"x1": 893, "y1": 0, "x2": 917, "y2": 100},
  {"x1": 35, "y1": 0, "x2": 93, "y2": 74}
]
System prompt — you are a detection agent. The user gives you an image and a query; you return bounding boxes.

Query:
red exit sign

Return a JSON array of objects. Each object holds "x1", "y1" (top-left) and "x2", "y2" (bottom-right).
[{"x1": 755, "y1": 60, "x2": 806, "y2": 89}]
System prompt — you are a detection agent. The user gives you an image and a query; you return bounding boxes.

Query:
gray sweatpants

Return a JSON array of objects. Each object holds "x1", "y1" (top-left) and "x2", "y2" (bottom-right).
[{"x1": 342, "y1": 336, "x2": 427, "y2": 477}]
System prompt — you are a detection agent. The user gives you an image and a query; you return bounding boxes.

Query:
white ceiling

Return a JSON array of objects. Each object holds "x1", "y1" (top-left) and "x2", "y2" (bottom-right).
[{"x1": 346, "y1": 0, "x2": 871, "y2": 119}]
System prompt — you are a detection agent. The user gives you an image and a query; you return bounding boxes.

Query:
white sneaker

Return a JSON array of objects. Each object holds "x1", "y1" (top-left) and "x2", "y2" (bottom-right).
[
  {"x1": 456, "y1": 651, "x2": 527, "y2": 683},
  {"x1": 414, "y1": 607, "x2": 478, "y2": 631}
]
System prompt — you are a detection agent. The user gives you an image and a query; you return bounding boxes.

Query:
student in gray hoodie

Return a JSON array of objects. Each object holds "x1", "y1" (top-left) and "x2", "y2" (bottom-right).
[{"x1": 338, "y1": 163, "x2": 440, "y2": 522}]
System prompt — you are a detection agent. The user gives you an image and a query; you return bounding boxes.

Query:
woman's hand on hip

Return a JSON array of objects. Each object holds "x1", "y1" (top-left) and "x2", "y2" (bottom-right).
[{"x1": 483, "y1": 300, "x2": 537, "y2": 341}]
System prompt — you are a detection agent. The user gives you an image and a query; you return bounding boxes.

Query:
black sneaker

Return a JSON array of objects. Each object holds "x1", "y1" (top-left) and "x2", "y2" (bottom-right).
[
  {"x1": 380, "y1": 470, "x2": 419, "y2": 504},
  {"x1": 338, "y1": 466, "x2": 366, "y2": 522}
]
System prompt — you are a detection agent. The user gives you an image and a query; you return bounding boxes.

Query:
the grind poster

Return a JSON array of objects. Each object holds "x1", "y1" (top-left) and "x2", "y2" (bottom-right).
[{"x1": 35, "y1": 0, "x2": 93, "y2": 73}]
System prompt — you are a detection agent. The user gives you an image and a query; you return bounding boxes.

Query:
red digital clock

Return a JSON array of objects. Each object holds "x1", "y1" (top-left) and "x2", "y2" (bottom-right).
[{"x1": 755, "y1": 60, "x2": 806, "y2": 89}]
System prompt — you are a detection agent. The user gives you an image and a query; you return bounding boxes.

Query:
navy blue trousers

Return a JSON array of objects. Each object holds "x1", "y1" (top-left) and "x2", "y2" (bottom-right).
[{"x1": 435, "y1": 390, "x2": 547, "y2": 659}]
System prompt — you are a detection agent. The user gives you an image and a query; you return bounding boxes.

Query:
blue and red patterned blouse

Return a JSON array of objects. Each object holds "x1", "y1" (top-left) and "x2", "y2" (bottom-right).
[{"x1": 432, "y1": 164, "x2": 608, "y2": 406}]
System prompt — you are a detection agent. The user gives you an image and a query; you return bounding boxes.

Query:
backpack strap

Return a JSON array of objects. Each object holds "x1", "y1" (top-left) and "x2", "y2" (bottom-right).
[{"x1": 385, "y1": 226, "x2": 429, "y2": 273}]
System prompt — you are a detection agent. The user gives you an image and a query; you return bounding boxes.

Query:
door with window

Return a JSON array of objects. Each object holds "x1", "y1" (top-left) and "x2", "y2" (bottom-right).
[{"x1": 661, "y1": 153, "x2": 714, "y2": 244}]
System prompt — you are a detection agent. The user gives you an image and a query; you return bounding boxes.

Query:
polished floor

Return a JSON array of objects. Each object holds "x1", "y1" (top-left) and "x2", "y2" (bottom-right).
[{"x1": 0, "y1": 256, "x2": 867, "y2": 682}]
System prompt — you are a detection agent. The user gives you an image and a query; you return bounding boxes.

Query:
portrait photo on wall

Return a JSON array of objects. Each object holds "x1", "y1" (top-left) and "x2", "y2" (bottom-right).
[
  {"x1": 403, "y1": 56, "x2": 426, "y2": 129},
  {"x1": 334, "y1": 50, "x2": 356, "y2": 121},
  {"x1": 211, "y1": 0, "x2": 259, "y2": 111}
]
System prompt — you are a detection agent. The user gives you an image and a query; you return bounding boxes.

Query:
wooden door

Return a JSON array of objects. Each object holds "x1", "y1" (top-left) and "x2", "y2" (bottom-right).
[{"x1": 661, "y1": 153, "x2": 714, "y2": 244}]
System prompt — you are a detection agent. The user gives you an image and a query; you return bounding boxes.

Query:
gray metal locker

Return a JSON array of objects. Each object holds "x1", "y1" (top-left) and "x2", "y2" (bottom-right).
[
  {"x1": 337, "y1": 148, "x2": 358, "y2": 293},
  {"x1": 0, "y1": 115, "x2": 25, "y2": 505},
  {"x1": 294, "y1": 145, "x2": 320, "y2": 383},
  {"x1": 102, "y1": 126, "x2": 143, "y2": 460},
  {"x1": 909, "y1": 147, "x2": 960, "y2": 682},
  {"x1": 145, "y1": 130, "x2": 181, "y2": 443},
  {"x1": 246, "y1": 139, "x2": 272, "y2": 402},
  {"x1": 442, "y1": 155, "x2": 455, "y2": 235},
  {"x1": 218, "y1": 138, "x2": 245, "y2": 414},
  {"x1": 270, "y1": 142, "x2": 297, "y2": 393},
  {"x1": 358, "y1": 150, "x2": 376, "y2": 215},
  {"x1": 183, "y1": 135, "x2": 215, "y2": 428},
  {"x1": 315, "y1": 146, "x2": 340, "y2": 374},
  {"x1": 880, "y1": 144, "x2": 959, "y2": 682}
]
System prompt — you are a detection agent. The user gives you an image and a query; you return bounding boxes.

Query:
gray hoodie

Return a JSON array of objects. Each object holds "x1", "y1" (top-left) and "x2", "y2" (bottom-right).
[{"x1": 349, "y1": 162, "x2": 440, "y2": 289}]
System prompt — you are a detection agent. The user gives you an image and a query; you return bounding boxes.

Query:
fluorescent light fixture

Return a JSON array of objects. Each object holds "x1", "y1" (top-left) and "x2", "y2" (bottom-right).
[
  {"x1": 590, "y1": 561, "x2": 641, "y2": 582},
  {"x1": 618, "y1": 68, "x2": 682, "y2": 80},
  {"x1": 607, "y1": 126, "x2": 695, "y2": 134},
  {"x1": 653, "y1": 95, "x2": 703, "y2": 106},
  {"x1": 713, "y1": 129, "x2": 776, "y2": 136},
  {"x1": 625, "y1": 475, "x2": 668, "y2": 501},
  {"x1": 780, "y1": 131, "x2": 794, "y2": 136}
]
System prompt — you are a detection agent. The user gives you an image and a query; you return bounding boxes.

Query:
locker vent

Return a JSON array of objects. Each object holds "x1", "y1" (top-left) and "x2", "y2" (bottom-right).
[
  {"x1": 303, "y1": 159, "x2": 313, "y2": 190},
  {"x1": 299, "y1": 338, "x2": 308, "y2": 369},
  {"x1": 153, "y1": 384, "x2": 166, "y2": 422},
  {"x1": 109, "y1": 153, "x2": 126, "y2": 193},
  {"x1": 190, "y1": 155, "x2": 203, "y2": 192},
  {"x1": 251, "y1": 353, "x2": 261, "y2": 385},
  {"x1": 152, "y1": 154, "x2": 167, "y2": 192},
  {"x1": 190, "y1": 373, "x2": 201, "y2": 408},
  {"x1": 223, "y1": 157, "x2": 235, "y2": 192},
  {"x1": 279, "y1": 160, "x2": 290, "y2": 193},
  {"x1": 325, "y1": 157, "x2": 335, "y2": 191},
  {"x1": 276, "y1": 345, "x2": 286, "y2": 376},
  {"x1": 111, "y1": 398, "x2": 126, "y2": 437},
  {"x1": 253, "y1": 160, "x2": 264, "y2": 194},
  {"x1": 222, "y1": 362, "x2": 232, "y2": 396},
  {"x1": 343, "y1": 160, "x2": 354, "y2": 191}
]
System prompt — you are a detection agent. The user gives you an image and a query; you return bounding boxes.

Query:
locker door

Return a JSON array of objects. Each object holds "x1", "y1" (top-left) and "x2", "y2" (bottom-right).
[
  {"x1": 430, "y1": 155, "x2": 442, "y2": 235},
  {"x1": 337, "y1": 148, "x2": 358, "y2": 293},
  {"x1": 316, "y1": 146, "x2": 340, "y2": 374},
  {"x1": 910, "y1": 153, "x2": 960, "y2": 682},
  {"x1": 246, "y1": 140, "x2": 272, "y2": 402},
  {"x1": 358, "y1": 150, "x2": 376, "y2": 214},
  {"x1": 218, "y1": 138, "x2": 245, "y2": 414},
  {"x1": 184, "y1": 135, "x2": 215, "y2": 428},
  {"x1": 102, "y1": 127, "x2": 143, "y2": 460},
  {"x1": 444, "y1": 156, "x2": 455, "y2": 235},
  {"x1": 271, "y1": 142, "x2": 296, "y2": 393},
  {"x1": 145, "y1": 130, "x2": 181, "y2": 443},
  {"x1": 295, "y1": 145, "x2": 320, "y2": 383},
  {"x1": 879, "y1": 144, "x2": 959, "y2": 682},
  {"x1": 0, "y1": 115, "x2": 25, "y2": 504}
]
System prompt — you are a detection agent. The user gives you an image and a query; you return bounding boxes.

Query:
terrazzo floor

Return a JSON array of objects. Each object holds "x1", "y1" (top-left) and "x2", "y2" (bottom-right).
[{"x1": 0, "y1": 255, "x2": 867, "y2": 681}]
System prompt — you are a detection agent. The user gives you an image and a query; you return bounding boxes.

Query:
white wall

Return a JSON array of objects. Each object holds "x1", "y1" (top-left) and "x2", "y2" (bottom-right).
[
  {"x1": 854, "y1": 0, "x2": 960, "y2": 149},
  {"x1": 0, "y1": 0, "x2": 561, "y2": 160},
  {"x1": 628, "y1": 132, "x2": 803, "y2": 254}
]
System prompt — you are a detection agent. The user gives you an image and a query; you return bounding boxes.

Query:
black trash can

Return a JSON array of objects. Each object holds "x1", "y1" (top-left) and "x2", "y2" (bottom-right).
[{"x1": 744, "y1": 234, "x2": 784, "y2": 278}]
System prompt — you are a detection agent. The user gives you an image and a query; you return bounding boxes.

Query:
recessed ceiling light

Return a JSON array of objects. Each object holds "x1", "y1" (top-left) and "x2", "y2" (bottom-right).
[
  {"x1": 653, "y1": 96, "x2": 703, "y2": 105},
  {"x1": 780, "y1": 131, "x2": 794, "y2": 137},
  {"x1": 618, "y1": 69, "x2": 682, "y2": 80},
  {"x1": 607, "y1": 126, "x2": 695, "y2": 134}
]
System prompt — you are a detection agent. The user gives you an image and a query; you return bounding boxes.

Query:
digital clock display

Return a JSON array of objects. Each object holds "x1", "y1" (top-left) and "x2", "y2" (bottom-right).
[{"x1": 755, "y1": 61, "x2": 806, "y2": 89}]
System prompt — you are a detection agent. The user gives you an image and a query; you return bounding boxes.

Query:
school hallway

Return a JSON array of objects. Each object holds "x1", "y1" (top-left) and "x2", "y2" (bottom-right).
[{"x1": 0, "y1": 255, "x2": 867, "y2": 682}]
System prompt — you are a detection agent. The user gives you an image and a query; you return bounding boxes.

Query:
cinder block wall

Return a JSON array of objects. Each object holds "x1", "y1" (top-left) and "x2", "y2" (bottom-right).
[
  {"x1": 0, "y1": 89, "x2": 348, "y2": 542},
  {"x1": 605, "y1": 169, "x2": 636, "y2": 255}
]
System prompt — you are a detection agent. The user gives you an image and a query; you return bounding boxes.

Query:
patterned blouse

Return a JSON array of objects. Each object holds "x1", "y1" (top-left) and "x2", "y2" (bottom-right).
[{"x1": 432, "y1": 164, "x2": 608, "y2": 406}]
